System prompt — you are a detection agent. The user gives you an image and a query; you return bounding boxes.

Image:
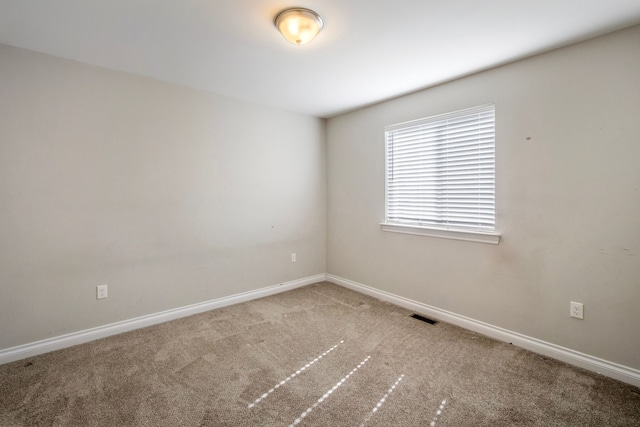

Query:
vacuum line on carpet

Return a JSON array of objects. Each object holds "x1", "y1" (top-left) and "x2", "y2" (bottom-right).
[
  {"x1": 358, "y1": 374, "x2": 405, "y2": 427},
  {"x1": 247, "y1": 340, "x2": 345, "y2": 409},
  {"x1": 288, "y1": 355, "x2": 372, "y2": 427}
]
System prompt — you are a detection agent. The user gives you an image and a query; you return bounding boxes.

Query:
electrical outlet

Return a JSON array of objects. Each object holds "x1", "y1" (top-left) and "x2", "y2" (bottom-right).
[
  {"x1": 291, "y1": 253, "x2": 297, "y2": 263},
  {"x1": 96, "y1": 284, "x2": 108, "y2": 300},
  {"x1": 570, "y1": 301, "x2": 583, "y2": 319}
]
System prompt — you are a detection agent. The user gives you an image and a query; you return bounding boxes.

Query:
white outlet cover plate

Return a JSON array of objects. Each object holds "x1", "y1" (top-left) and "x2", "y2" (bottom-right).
[
  {"x1": 570, "y1": 301, "x2": 583, "y2": 319},
  {"x1": 97, "y1": 285, "x2": 108, "y2": 300}
]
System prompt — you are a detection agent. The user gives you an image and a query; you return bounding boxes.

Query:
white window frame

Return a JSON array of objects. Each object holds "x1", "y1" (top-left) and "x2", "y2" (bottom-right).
[{"x1": 381, "y1": 105, "x2": 500, "y2": 244}]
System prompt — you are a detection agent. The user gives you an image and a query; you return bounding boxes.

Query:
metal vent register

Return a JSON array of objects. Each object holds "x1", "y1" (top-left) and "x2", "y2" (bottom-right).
[{"x1": 410, "y1": 313, "x2": 438, "y2": 325}]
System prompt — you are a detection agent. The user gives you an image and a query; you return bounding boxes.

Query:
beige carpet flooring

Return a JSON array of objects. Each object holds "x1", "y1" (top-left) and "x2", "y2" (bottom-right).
[{"x1": 1, "y1": 282, "x2": 639, "y2": 426}]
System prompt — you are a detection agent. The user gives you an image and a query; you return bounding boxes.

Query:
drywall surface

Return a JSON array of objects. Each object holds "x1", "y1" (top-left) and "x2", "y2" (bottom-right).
[
  {"x1": 0, "y1": 44, "x2": 326, "y2": 350},
  {"x1": 326, "y1": 25, "x2": 640, "y2": 370}
]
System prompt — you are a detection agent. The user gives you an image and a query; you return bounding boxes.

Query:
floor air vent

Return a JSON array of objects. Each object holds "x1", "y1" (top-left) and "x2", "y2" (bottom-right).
[{"x1": 411, "y1": 313, "x2": 438, "y2": 325}]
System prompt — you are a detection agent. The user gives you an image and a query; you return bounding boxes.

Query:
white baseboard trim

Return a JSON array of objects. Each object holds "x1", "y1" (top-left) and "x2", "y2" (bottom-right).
[
  {"x1": 326, "y1": 274, "x2": 640, "y2": 388},
  {"x1": 0, "y1": 274, "x2": 326, "y2": 366},
  {"x1": 4, "y1": 272, "x2": 638, "y2": 388}
]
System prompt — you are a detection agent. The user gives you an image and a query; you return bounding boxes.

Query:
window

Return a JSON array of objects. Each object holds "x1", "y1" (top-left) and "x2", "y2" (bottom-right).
[{"x1": 382, "y1": 105, "x2": 499, "y2": 244}]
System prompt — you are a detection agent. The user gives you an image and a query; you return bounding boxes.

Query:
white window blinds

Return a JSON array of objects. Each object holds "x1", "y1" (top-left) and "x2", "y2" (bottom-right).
[{"x1": 385, "y1": 105, "x2": 495, "y2": 232}]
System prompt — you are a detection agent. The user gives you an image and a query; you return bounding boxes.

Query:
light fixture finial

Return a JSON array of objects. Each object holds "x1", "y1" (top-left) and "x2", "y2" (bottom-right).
[{"x1": 274, "y1": 8, "x2": 324, "y2": 46}]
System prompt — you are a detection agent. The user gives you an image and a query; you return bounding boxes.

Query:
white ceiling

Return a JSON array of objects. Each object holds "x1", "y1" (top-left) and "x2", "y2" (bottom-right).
[{"x1": 1, "y1": 1, "x2": 640, "y2": 118}]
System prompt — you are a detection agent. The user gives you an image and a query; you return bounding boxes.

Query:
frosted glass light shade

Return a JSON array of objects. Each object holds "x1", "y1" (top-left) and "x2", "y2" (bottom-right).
[{"x1": 275, "y1": 8, "x2": 324, "y2": 45}]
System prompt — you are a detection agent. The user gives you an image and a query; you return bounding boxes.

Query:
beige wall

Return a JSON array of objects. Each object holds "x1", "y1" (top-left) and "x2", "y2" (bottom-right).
[
  {"x1": 326, "y1": 25, "x2": 640, "y2": 370},
  {"x1": 0, "y1": 44, "x2": 326, "y2": 349}
]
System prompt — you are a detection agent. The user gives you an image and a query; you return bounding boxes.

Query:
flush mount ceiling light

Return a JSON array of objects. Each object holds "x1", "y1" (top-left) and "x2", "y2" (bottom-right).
[{"x1": 274, "y1": 7, "x2": 324, "y2": 46}]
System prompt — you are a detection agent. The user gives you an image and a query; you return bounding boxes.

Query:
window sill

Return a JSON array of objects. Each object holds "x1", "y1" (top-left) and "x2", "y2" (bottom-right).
[{"x1": 380, "y1": 223, "x2": 501, "y2": 245}]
